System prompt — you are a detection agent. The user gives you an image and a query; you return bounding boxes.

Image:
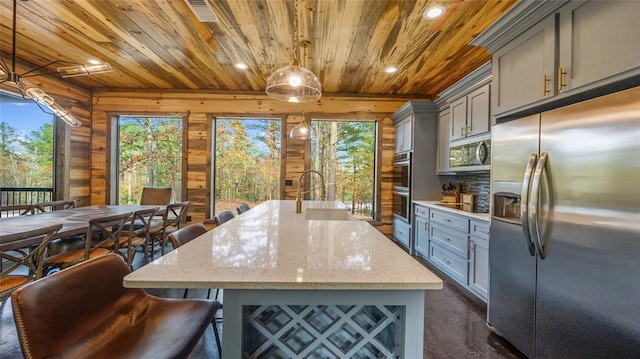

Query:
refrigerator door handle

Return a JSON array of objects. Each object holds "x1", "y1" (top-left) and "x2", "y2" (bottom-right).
[
  {"x1": 521, "y1": 153, "x2": 538, "y2": 256},
  {"x1": 530, "y1": 152, "x2": 548, "y2": 259}
]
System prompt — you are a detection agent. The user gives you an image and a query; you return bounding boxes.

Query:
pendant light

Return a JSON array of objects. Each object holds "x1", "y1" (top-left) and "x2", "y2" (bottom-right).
[
  {"x1": 0, "y1": 0, "x2": 111, "y2": 127},
  {"x1": 265, "y1": 0, "x2": 321, "y2": 103},
  {"x1": 290, "y1": 107, "x2": 314, "y2": 140}
]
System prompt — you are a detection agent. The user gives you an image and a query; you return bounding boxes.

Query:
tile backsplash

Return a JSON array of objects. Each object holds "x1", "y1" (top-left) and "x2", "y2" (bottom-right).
[{"x1": 456, "y1": 172, "x2": 490, "y2": 213}]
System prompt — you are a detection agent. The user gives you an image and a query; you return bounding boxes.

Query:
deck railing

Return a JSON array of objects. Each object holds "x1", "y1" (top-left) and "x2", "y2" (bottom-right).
[{"x1": 0, "y1": 187, "x2": 53, "y2": 207}]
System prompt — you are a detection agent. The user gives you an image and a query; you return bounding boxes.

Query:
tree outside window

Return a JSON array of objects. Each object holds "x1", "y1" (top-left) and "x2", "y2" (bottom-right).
[
  {"x1": 213, "y1": 118, "x2": 281, "y2": 215},
  {"x1": 310, "y1": 120, "x2": 377, "y2": 220},
  {"x1": 0, "y1": 93, "x2": 54, "y2": 204},
  {"x1": 117, "y1": 116, "x2": 183, "y2": 204}
]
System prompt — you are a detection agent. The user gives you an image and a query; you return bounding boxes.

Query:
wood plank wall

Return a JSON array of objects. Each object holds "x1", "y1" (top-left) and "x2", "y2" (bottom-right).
[
  {"x1": 91, "y1": 90, "x2": 421, "y2": 235},
  {"x1": 0, "y1": 60, "x2": 92, "y2": 207}
]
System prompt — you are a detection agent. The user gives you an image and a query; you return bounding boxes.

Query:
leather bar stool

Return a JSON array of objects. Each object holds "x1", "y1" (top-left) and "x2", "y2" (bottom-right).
[{"x1": 11, "y1": 253, "x2": 222, "y2": 358}]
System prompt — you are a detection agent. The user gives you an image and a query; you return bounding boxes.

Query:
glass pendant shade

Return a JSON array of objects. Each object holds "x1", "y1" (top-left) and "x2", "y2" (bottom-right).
[
  {"x1": 25, "y1": 87, "x2": 81, "y2": 127},
  {"x1": 290, "y1": 120, "x2": 314, "y2": 140},
  {"x1": 266, "y1": 65, "x2": 322, "y2": 103}
]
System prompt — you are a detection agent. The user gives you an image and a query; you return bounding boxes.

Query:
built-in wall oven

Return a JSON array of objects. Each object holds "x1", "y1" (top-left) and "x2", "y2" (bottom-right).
[
  {"x1": 392, "y1": 152, "x2": 411, "y2": 222},
  {"x1": 392, "y1": 188, "x2": 410, "y2": 222}
]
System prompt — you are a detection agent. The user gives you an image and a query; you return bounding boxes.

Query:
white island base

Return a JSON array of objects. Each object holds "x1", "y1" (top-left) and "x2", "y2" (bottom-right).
[
  {"x1": 223, "y1": 289, "x2": 424, "y2": 358},
  {"x1": 123, "y1": 201, "x2": 441, "y2": 359}
]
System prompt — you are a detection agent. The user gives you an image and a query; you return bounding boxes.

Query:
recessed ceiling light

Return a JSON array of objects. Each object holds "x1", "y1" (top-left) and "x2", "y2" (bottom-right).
[
  {"x1": 87, "y1": 59, "x2": 102, "y2": 65},
  {"x1": 385, "y1": 66, "x2": 398, "y2": 74},
  {"x1": 424, "y1": 6, "x2": 445, "y2": 19},
  {"x1": 235, "y1": 63, "x2": 248, "y2": 70}
]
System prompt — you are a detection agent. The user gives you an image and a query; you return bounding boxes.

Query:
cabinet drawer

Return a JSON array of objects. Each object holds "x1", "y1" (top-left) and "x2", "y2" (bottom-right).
[
  {"x1": 393, "y1": 219, "x2": 410, "y2": 249},
  {"x1": 430, "y1": 242, "x2": 468, "y2": 284},
  {"x1": 415, "y1": 205, "x2": 429, "y2": 219},
  {"x1": 429, "y1": 209, "x2": 469, "y2": 232},
  {"x1": 430, "y1": 223, "x2": 468, "y2": 258},
  {"x1": 470, "y1": 220, "x2": 489, "y2": 240}
]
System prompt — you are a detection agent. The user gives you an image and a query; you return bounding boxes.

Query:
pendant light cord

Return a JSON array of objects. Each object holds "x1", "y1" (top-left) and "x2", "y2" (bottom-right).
[{"x1": 291, "y1": 0, "x2": 300, "y2": 66}]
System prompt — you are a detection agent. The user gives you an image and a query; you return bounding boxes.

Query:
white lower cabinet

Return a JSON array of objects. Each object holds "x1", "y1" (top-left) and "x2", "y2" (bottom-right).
[
  {"x1": 414, "y1": 205, "x2": 430, "y2": 258},
  {"x1": 469, "y1": 235, "x2": 489, "y2": 299},
  {"x1": 417, "y1": 205, "x2": 489, "y2": 302},
  {"x1": 393, "y1": 217, "x2": 411, "y2": 250}
]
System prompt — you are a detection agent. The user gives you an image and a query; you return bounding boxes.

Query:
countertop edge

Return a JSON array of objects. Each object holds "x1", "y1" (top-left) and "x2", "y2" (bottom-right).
[
  {"x1": 123, "y1": 279, "x2": 444, "y2": 291},
  {"x1": 413, "y1": 200, "x2": 490, "y2": 221}
]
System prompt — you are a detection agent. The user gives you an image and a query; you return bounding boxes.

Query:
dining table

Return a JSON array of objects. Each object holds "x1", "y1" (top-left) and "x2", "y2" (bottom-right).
[{"x1": 0, "y1": 205, "x2": 159, "y2": 251}]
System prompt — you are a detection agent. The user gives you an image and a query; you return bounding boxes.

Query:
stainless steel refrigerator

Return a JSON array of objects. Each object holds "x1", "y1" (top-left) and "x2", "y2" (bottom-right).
[{"x1": 488, "y1": 86, "x2": 640, "y2": 358}]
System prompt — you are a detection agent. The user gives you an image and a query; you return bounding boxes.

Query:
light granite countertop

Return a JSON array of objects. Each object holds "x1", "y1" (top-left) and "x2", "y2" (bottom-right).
[
  {"x1": 413, "y1": 200, "x2": 491, "y2": 222},
  {"x1": 124, "y1": 200, "x2": 443, "y2": 291}
]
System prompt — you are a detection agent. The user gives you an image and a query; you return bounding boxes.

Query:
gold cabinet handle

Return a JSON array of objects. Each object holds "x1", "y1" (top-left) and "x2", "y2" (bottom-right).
[
  {"x1": 543, "y1": 75, "x2": 551, "y2": 96},
  {"x1": 557, "y1": 67, "x2": 566, "y2": 91}
]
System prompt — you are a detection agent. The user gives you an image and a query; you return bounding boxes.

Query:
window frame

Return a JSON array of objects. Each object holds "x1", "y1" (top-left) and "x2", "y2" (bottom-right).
[
  {"x1": 210, "y1": 116, "x2": 284, "y2": 217},
  {"x1": 308, "y1": 118, "x2": 380, "y2": 222},
  {"x1": 109, "y1": 114, "x2": 187, "y2": 205}
]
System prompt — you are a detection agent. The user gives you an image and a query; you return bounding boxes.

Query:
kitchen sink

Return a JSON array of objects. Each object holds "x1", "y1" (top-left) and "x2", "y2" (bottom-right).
[{"x1": 304, "y1": 208, "x2": 353, "y2": 221}]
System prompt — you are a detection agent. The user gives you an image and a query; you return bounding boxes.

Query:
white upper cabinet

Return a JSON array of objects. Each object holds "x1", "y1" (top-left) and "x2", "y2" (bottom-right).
[
  {"x1": 436, "y1": 107, "x2": 451, "y2": 174},
  {"x1": 557, "y1": 1, "x2": 640, "y2": 93},
  {"x1": 492, "y1": 16, "x2": 556, "y2": 115},
  {"x1": 450, "y1": 84, "x2": 491, "y2": 141},
  {"x1": 474, "y1": 0, "x2": 640, "y2": 117},
  {"x1": 394, "y1": 116, "x2": 412, "y2": 154}
]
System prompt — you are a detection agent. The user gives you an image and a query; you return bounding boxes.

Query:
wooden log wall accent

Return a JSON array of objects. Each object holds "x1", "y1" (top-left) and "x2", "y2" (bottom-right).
[
  {"x1": 91, "y1": 90, "x2": 425, "y2": 234},
  {"x1": 0, "y1": 60, "x2": 92, "y2": 207}
]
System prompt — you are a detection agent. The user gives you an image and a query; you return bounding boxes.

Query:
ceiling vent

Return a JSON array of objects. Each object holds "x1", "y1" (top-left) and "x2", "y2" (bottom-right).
[{"x1": 184, "y1": 0, "x2": 219, "y2": 22}]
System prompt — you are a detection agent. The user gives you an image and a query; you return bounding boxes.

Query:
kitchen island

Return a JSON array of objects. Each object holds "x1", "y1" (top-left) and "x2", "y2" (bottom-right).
[{"x1": 124, "y1": 200, "x2": 442, "y2": 358}]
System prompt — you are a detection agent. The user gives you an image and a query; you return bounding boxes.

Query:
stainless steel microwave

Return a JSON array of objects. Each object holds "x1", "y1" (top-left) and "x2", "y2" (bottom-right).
[{"x1": 449, "y1": 134, "x2": 491, "y2": 172}]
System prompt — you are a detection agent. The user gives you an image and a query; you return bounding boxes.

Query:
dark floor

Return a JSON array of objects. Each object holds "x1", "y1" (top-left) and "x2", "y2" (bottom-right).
[{"x1": 1, "y1": 246, "x2": 527, "y2": 359}]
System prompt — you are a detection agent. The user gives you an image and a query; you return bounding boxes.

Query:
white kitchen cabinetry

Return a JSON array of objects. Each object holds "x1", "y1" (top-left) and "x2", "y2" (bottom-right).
[
  {"x1": 475, "y1": 0, "x2": 640, "y2": 117},
  {"x1": 491, "y1": 16, "x2": 555, "y2": 115},
  {"x1": 557, "y1": 1, "x2": 640, "y2": 93},
  {"x1": 417, "y1": 204, "x2": 489, "y2": 302},
  {"x1": 391, "y1": 101, "x2": 440, "y2": 253},
  {"x1": 414, "y1": 205, "x2": 430, "y2": 258},
  {"x1": 436, "y1": 107, "x2": 451, "y2": 174},
  {"x1": 394, "y1": 116, "x2": 412, "y2": 154},
  {"x1": 393, "y1": 217, "x2": 410, "y2": 249},
  {"x1": 468, "y1": 220, "x2": 489, "y2": 299},
  {"x1": 450, "y1": 84, "x2": 491, "y2": 141}
]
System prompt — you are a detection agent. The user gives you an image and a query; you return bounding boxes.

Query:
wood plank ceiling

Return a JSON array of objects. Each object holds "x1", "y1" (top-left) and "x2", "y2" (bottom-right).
[{"x1": 0, "y1": 0, "x2": 516, "y2": 99}]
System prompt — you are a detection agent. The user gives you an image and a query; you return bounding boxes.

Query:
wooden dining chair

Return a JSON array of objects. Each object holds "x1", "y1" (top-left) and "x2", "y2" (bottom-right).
[
  {"x1": 116, "y1": 207, "x2": 159, "y2": 268},
  {"x1": 213, "y1": 210, "x2": 235, "y2": 226},
  {"x1": 43, "y1": 212, "x2": 132, "y2": 272},
  {"x1": 140, "y1": 187, "x2": 172, "y2": 205},
  {"x1": 0, "y1": 224, "x2": 62, "y2": 301},
  {"x1": 236, "y1": 203, "x2": 251, "y2": 215},
  {"x1": 33, "y1": 199, "x2": 77, "y2": 213},
  {"x1": 148, "y1": 201, "x2": 189, "y2": 256},
  {"x1": 0, "y1": 204, "x2": 36, "y2": 218},
  {"x1": 11, "y1": 253, "x2": 222, "y2": 358}
]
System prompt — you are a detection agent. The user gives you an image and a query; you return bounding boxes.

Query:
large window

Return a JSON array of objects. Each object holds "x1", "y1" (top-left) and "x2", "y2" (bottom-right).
[
  {"x1": 0, "y1": 93, "x2": 54, "y2": 204},
  {"x1": 115, "y1": 116, "x2": 183, "y2": 204},
  {"x1": 213, "y1": 118, "x2": 281, "y2": 215},
  {"x1": 310, "y1": 120, "x2": 377, "y2": 220}
]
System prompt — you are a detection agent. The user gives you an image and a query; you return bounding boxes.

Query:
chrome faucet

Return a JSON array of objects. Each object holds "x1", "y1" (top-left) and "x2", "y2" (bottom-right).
[{"x1": 296, "y1": 170, "x2": 326, "y2": 213}]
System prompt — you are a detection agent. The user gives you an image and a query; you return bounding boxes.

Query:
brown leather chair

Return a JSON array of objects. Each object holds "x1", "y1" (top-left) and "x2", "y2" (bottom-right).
[
  {"x1": 213, "y1": 210, "x2": 235, "y2": 226},
  {"x1": 168, "y1": 223, "x2": 213, "y2": 299},
  {"x1": 236, "y1": 203, "x2": 251, "y2": 215},
  {"x1": 0, "y1": 224, "x2": 62, "y2": 301},
  {"x1": 140, "y1": 187, "x2": 172, "y2": 205},
  {"x1": 11, "y1": 253, "x2": 222, "y2": 358}
]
